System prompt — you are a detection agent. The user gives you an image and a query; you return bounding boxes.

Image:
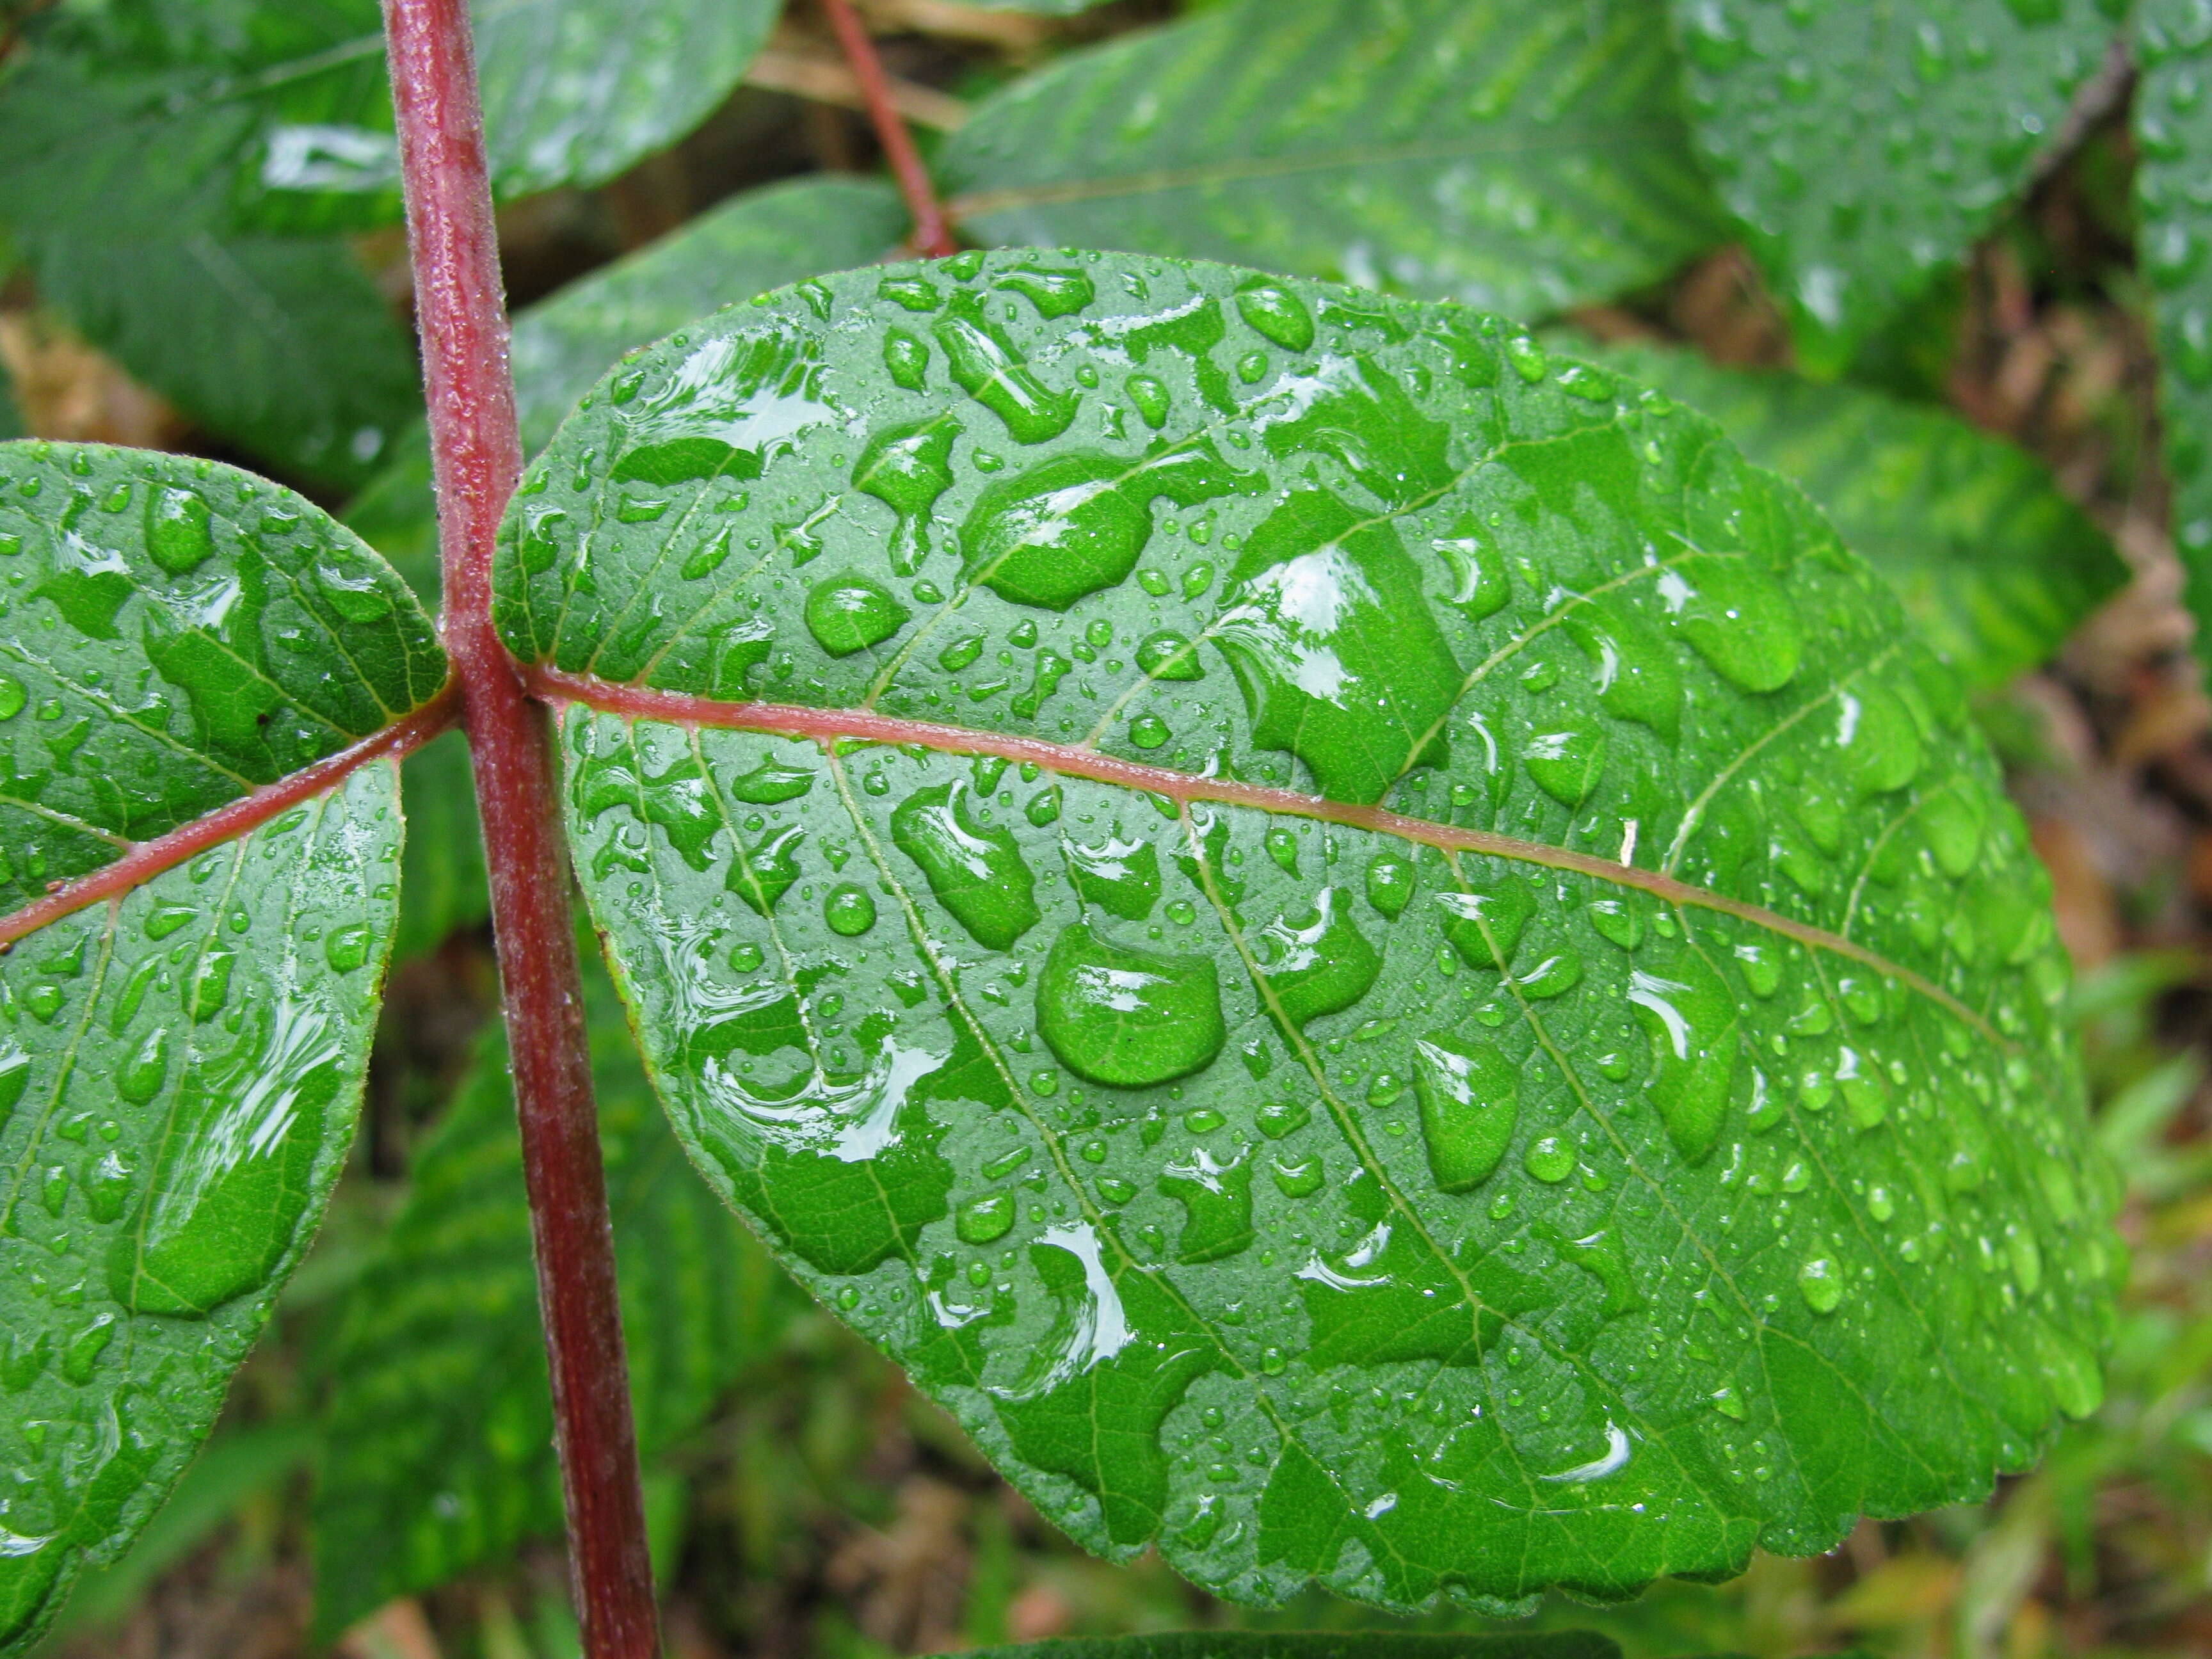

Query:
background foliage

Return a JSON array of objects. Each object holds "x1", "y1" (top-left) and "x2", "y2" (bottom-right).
[{"x1": 3, "y1": 0, "x2": 2209, "y2": 1656}]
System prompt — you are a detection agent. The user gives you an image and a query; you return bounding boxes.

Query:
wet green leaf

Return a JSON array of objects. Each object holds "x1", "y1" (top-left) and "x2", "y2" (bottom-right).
[
  {"x1": 499, "y1": 253, "x2": 2117, "y2": 1610},
  {"x1": 1573, "y1": 340, "x2": 2126, "y2": 689},
  {"x1": 941, "y1": 0, "x2": 1729, "y2": 321},
  {"x1": 2136, "y1": 1, "x2": 2212, "y2": 670},
  {"x1": 0, "y1": 442, "x2": 444, "y2": 1653},
  {"x1": 0, "y1": 765, "x2": 403, "y2": 1652},
  {"x1": 309, "y1": 954, "x2": 803, "y2": 1639},
  {"x1": 348, "y1": 175, "x2": 910, "y2": 576},
  {"x1": 1666, "y1": 0, "x2": 2118, "y2": 373},
  {"x1": 0, "y1": 0, "x2": 780, "y2": 234}
]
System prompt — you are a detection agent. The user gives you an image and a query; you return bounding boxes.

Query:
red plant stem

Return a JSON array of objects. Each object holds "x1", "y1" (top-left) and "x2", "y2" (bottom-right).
[
  {"x1": 381, "y1": 4, "x2": 659, "y2": 1656},
  {"x1": 0, "y1": 688, "x2": 460, "y2": 951},
  {"x1": 819, "y1": 0, "x2": 958, "y2": 257}
]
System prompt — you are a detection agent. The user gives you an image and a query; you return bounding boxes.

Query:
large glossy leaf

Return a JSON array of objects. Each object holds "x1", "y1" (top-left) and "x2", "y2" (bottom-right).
[
  {"x1": 0, "y1": 0, "x2": 780, "y2": 235},
  {"x1": 310, "y1": 954, "x2": 800, "y2": 1637},
  {"x1": 1574, "y1": 340, "x2": 2126, "y2": 690},
  {"x1": 0, "y1": 443, "x2": 445, "y2": 1651},
  {"x1": 349, "y1": 175, "x2": 910, "y2": 573},
  {"x1": 497, "y1": 252, "x2": 2116, "y2": 1610},
  {"x1": 2136, "y1": 1, "x2": 2212, "y2": 649},
  {"x1": 940, "y1": 0, "x2": 1729, "y2": 320},
  {"x1": 1666, "y1": 0, "x2": 2119, "y2": 373}
]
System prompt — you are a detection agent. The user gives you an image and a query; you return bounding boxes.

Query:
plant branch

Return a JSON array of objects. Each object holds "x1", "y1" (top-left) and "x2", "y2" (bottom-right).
[
  {"x1": 380, "y1": 3, "x2": 659, "y2": 1656},
  {"x1": 819, "y1": 0, "x2": 959, "y2": 257}
]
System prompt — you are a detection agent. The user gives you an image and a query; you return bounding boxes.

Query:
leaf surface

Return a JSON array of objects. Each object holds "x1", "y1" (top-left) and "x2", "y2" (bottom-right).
[
  {"x1": 1666, "y1": 0, "x2": 2117, "y2": 371},
  {"x1": 2136, "y1": 1, "x2": 2212, "y2": 653},
  {"x1": 1574, "y1": 340, "x2": 2126, "y2": 689},
  {"x1": 0, "y1": 442, "x2": 445, "y2": 1651},
  {"x1": 497, "y1": 253, "x2": 2115, "y2": 1609},
  {"x1": 954, "y1": 1637, "x2": 1619, "y2": 1659},
  {"x1": 940, "y1": 0, "x2": 1728, "y2": 320},
  {"x1": 309, "y1": 954, "x2": 801, "y2": 1637},
  {"x1": 394, "y1": 730, "x2": 489, "y2": 963}
]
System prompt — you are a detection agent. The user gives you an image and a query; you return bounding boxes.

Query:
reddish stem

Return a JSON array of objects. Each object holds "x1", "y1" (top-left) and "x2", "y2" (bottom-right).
[
  {"x1": 0, "y1": 688, "x2": 459, "y2": 950},
  {"x1": 380, "y1": 4, "x2": 659, "y2": 1656},
  {"x1": 819, "y1": 0, "x2": 958, "y2": 257}
]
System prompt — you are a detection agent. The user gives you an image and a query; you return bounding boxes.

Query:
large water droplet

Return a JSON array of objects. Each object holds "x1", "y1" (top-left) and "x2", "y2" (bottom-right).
[
  {"x1": 1064, "y1": 830, "x2": 1160, "y2": 921},
  {"x1": 1796, "y1": 1256, "x2": 1843, "y2": 1314},
  {"x1": 853, "y1": 418, "x2": 958, "y2": 574},
  {"x1": 1628, "y1": 952, "x2": 1739, "y2": 1162},
  {"x1": 1437, "y1": 880, "x2": 1534, "y2": 970},
  {"x1": 323, "y1": 922, "x2": 373, "y2": 974},
  {"x1": 890, "y1": 782, "x2": 1039, "y2": 950},
  {"x1": 1256, "y1": 888, "x2": 1380, "y2": 1027},
  {"x1": 1233, "y1": 276, "x2": 1315, "y2": 352},
  {"x1": 1413, "y1": 1034, "x2": 1518, "y2": 1192},
  {"x1": 805, "y1": 572, "x2": 910, "y2": 657},
  {"x1": 1365, "y1": 853, "x2": 1414, "y2": 919},
  {"x1": 934, "y1": 291, "x2": 1080, "y2": 444},
  {"x1": 1160, "y1": 1146, "x2": 1254, "y2": 1262},
  {"x1": 1036, "y1": 924, "x2": 1224, "y2": 1088},
  {"x1": 958, "y1": 1191, "x2": 1017, "y2": 1245},
  {"x1": 146, "y1": 485, "x2": 214, "y2": 574},
  {"x1": 1662, "y1": 555, "x2": 1802, "y2": 693}
]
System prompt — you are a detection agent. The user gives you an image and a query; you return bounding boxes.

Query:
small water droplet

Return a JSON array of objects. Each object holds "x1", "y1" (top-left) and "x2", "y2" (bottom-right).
[
  {"x1": 1524, "y1": 1135, "x2": 1575, "y2": 1183},
  {"x1": 1797, "y1": 1257, "x2": 1843, "y2": 1313}
]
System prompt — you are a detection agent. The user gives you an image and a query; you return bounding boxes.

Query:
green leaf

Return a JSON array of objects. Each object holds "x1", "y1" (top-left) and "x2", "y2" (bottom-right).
[
  {"x1": 24, "y1": 228, "x2": 422, "y2": 488},
  {"x1": 0, "y1": 441, "x2": 444, "y2": 1653},
  {"x1": 1568, "y1": 340, "x2": 2126, "y2": 691},
  {"x1": 950, "y1": 1637, "x2": 1618, "y2": 1659},
  {"x1": 0, "y1": 0, "x2": 781, "y2": 235},
  {"x1": 1666, "y1": 0, "x2": 2118, "y2": 373},
  {"x1": 349, "y1": 175, "x2": 910, "y2": 566},
  {"x1": 497, "y1": 253, "x2": 2117, "y2": 1610},
  {"x1": 509, "y1": 175, "x2": 910, "y2": 454},
  {"x1": 0, "y1": 358, "x2": 21, "y2": 442},
  {"x1": 2135, "y1": 2, "x2": 2212, "y2": 653},
  {"x1": 954, "y1": 0, "x2": 1114, "y2": 11},
  {"x1": 309, "y1": 952, "x2": 801, "y2": 1639},
  {"x1": 940, "y1": 0, "x2": 1728, "y2": 320},
  {"x1": 393, "y1": 730, "x2": 488, "y2": 963}
]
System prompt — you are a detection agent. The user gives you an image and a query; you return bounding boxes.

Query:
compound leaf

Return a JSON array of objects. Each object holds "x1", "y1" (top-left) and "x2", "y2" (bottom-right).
[
  {"x1": 309, "y1": 952, "x2": 801, "y2": 1637},
  {"x1": 941, "y1": 0, "x2": 1728, "y2": 320},
  {"x1": 1667, "y1": 0, "x2": 2118, "y2": 373},
  {"x1": 0, "y1": 442, "x2": 444, "y2": 1651},
  {"x1": 1575, "y1": 340, "x2": 2126, "y2": 689},
  {"x1": 496, "y1": 253, "x2": 2116, "y2": 1610}
]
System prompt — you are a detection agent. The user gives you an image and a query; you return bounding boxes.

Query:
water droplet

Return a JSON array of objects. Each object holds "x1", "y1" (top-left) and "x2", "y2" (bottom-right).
[
  {"x1": 824, "y1": 883, "x2": 878, "y2": 936},
  {"x1": 1127, "y1": 374, "x2": 1171, "y2": 429},
  {"x1": 729, "y1": 760, "x2": 815, "y2": 805},
  {"x1": 1064, "y1": 830, "x2": 1161, "y2": 920},
  {"x1": 1135, "y1": 630, "x2": 1203, "y2": 680},
  {"x1": 853, "y1": 418, "x2": 959, "y2": 575},
  {"x1": 1364, "y1": 853, "x2": 1413, "y2": 919},
  {"x1": 1587, "y1": 897, "x2": 1639, "y2": 949},
  {"x1": 1270, "y1": 1154, "x2": 1324, "y2": 1198},
  {"x1": 1522, "y1": 720, "x2": 1607, "y2": 806},
  {"x1": 323, "y1": 922, "x2": 373, "y2": 974},
  {"x1": 1160, "y1": 1145, "x2": 1254, "y2": 1262},
  {"x1": 883, "y1": 328, "x2": 930, "y2": 391},
  {"x1": 146, "y1": 486, "x2": 214, "y2": 574},
  {"x1": 1505, "y1": 335, "x2": 1548, "y2": 383},
  {"x1": 1710, "y1": 1386, "x2": 1747, "y2": 1420},
  {"x1": 934, "y1": 291, "x2": 1079, "y2": 444},
  {"x1": 805, "y1": 572, "x2": 910, "y2": 657},
  {"x1": 961, "y1": 440, "x2": 1259, "y2": 611},
  {"x1": 1414, "y1": 1035, "x2": 1518, "y2": 1192},
  {"x1": 1437, "y1": 881, "x2": 1534, "y2": 970},
  {"x1": 1663, "y1": 555, "x2": 1802, "y2": 693},
  {"x1": 1524, "y1": 1135, "x2": 1575, "y2": 1183},
  {"x1": 316, "y1": 561, "x2": 396, "y2": 624},
  {"x1": 1796, "y1": 1257, "x2": 1843, "y2": 1314},
  {"x1": 1129, "y1": 714, "x2": 1171, "y2": 749},
  {"x1": 143, "y1": 904, "x2": 196, "y2": 941},
  {"x1": 1628, "y1": 954, "x2": 1738, "y2": 1162},
  {"x1": 117, "y1": 1027, "x2": 169, "y2": 1105},
  {"x1": 958, "y1": 1192, "x2": 1017, "y2": 1245},
  {"x1": 1257, "y1": 889, "x2": 1380, "y2": 1028},
  {"x1": 1234, "y1": 276, "x2": 1315, "y2": 351},
  {"x1": 0, "y1": 676, "x2": 22, "y2": 721},
  {"x1": 1263, "y1": 826, "x2": 1300, "y2": 876},
  {"x1": 730, "y1": 941, "x2": 764, "y2": 972},
  {"x1": 891, "y1": 783, "x2": 1039, "y2": 950},
  {"x1": 1036, "y1": 924, "x2": 1224, "y2": 1088}
]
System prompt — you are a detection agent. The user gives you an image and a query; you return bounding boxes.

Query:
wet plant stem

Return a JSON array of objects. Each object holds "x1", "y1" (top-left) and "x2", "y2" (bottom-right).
[
  {"x1": 380, "y1": 2, "x2": 659, "y2": 1655},
  {"x1": 819, "y1": 0, "x2": 958, "y2": 257}
]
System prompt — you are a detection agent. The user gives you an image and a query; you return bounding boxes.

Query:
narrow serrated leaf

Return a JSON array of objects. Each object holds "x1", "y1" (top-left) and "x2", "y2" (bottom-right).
[
  {"x1": 1573, "y1": 340, "x2": 2126, "y2": 689},
  {"x1": 1666, "y1": 0, "x2": 2117, "y2": 372},
  {"x1": 495, "y1": 253, "x2": 2116, "y2": 1611},
  {"x1": 309, "y1": 954, "x2": 801, "y2": 1638},
  {"x1": 941, "y1": 0, "x2": 1729, "y2": 319}
]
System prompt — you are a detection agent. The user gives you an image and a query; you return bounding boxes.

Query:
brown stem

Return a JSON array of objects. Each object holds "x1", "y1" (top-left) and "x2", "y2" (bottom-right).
[
  {"x1": 819, "y1": 0, "x2": 958, "y2": 257},
  {"x1": 380, "y1": 4, "x2": 659, "y2": 1656}
]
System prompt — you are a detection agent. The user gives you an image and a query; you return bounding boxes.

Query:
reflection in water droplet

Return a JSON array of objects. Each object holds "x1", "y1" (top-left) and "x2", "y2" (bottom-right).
[
  {"x1": 891, "y1": 782, "x2": 1039, "y2": 950},
  {"x1": 1036, "y1": 924, "x2": 1224, "y2": 1089},
  {"x1": 1413, "y1": 1035, "x2": 1518, "y2": 1192},
  {"x1": 824, "y1": 883, "x2": 877, "y2": 936},
  {"x1": 805, "y1": 572, "x2": 911, "y2": 657}
]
